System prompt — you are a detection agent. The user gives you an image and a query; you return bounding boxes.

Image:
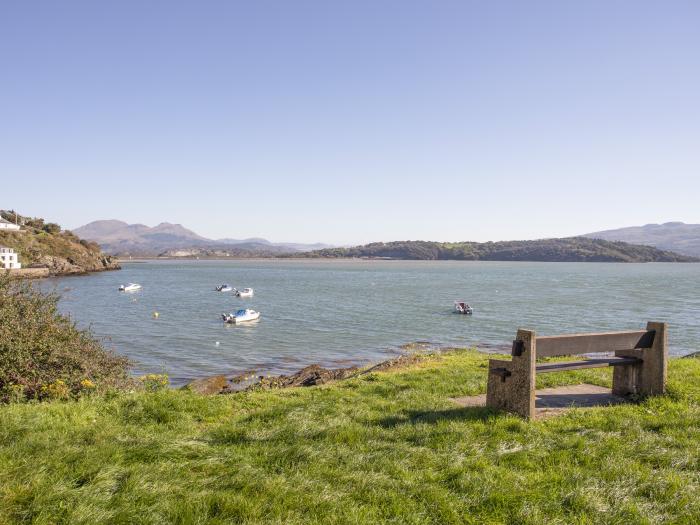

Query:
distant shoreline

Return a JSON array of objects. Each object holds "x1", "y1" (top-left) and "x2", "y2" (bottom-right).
[
  {"x1": 111, "y1": 238, "x2": 699, "y2": 264},
  {"x1": 115, "y1": 256, "x2": 699, "y2": 264}
]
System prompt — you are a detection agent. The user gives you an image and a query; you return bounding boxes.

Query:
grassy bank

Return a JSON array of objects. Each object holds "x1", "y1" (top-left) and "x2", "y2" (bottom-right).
[{"x1": 2, "y1": 350, "x2": 700, "y2": 524}]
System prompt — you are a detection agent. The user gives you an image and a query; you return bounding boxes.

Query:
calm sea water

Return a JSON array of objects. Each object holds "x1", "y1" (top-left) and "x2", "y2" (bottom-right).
[{"x1": 47, "y1": 260, "x2": 700, "y2": 385}]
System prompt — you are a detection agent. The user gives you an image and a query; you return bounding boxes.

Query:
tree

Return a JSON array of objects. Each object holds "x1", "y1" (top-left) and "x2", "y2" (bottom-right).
[{"x1": 42, "y1": 222, "x2": 62, "y2": 234}]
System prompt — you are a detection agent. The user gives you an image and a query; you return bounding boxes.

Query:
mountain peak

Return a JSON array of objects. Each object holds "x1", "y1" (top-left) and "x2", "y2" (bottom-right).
[
  {"x1": 81, "y1": 219, "x2": 129, "y2": 228},
  {"x1": 72, "y1": 219, "x2": 332, "y2": 255}
]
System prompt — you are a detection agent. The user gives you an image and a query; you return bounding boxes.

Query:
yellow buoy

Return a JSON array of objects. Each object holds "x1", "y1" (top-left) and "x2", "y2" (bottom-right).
[{"x1": 152, "y1": 312, "x2": 159, "y2": 318}]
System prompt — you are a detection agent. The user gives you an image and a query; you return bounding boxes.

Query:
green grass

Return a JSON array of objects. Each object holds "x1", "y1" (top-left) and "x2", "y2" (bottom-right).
[{"x1": 2, "y1": 350, "x2": 700, "y2": 524}]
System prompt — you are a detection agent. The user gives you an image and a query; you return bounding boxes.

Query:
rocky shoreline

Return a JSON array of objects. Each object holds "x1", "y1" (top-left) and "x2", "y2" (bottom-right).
[
  {"x1": 183, "y1": 351, "x2": 437, "y2": 396},
  {"x1": 33, "y1": 254, "x2": 121, "y2": 276},
  {"x1": 182, "y1": 345, "x2": 700, "y2": 396}
]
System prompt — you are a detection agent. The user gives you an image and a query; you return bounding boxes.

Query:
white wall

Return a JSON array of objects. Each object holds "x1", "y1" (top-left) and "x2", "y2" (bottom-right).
[{"x1": 0, "y1": 252, "x2": 21, "y2": 269}]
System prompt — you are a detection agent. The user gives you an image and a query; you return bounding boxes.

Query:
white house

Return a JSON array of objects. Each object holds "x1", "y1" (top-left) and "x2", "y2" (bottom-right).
[
  {"x1": 0, "y1": 218, "x2": 21, "y2": 231},
  {"x1": 0, "y1": 246, "x2": 21, "y2": 269}
]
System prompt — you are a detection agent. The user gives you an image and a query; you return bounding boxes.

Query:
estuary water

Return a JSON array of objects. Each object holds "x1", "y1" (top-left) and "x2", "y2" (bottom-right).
[{"x1": 48, "y1": 259, "x2": 700, "y2": 385}]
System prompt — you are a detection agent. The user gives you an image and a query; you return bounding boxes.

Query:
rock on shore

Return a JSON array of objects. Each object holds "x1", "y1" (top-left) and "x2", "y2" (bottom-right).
[
  {"x1": 32, "y1": 254, "x2": 120, "y2": 276},
  {"x1": 183, "y1": 353, "x2": 434, "y2": 396},
  {"x1": 253, "y1": 364, "x2": 361, "y2": 389},
  {"x1": 183, "y1": 375, "x2": 229, "y2": 395}
]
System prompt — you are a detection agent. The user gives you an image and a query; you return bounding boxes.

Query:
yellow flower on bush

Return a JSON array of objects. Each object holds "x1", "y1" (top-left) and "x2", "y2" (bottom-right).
[
  {"x1": 40, "y1": 379, "x2": 70, "y2": 400},
  {"x1": 7, "y1": 384, "x2": 25, "y2": 403},
  {"x1": 139, "y1": 374, "x2": 169, "y2": 392},
  {"x1": 80, "y1": 379, "x2": 96, "y2": 390}
]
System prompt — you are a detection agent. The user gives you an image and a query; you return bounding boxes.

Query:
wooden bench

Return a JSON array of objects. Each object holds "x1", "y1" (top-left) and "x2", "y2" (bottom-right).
[{"x1": 486, "y1": 322, "x2": 668, "y2": 419}]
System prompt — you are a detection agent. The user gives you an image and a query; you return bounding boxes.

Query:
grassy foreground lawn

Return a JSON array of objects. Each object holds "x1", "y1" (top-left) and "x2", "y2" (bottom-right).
[{"x1": 2, "y1": 350, "x2": 700, "y2": 525}]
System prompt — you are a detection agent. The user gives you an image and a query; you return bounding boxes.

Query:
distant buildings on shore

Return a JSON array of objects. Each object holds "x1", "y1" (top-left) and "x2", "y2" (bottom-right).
[
  {"x1": 0, "y1": 246, "x2": 21, "y2": 269},
  {"x1": 0, "y1": 218, "x2": 21, "y2": 231},
  {"x1": 0, "y1": 217, "x2": 23, "y2": 269}
]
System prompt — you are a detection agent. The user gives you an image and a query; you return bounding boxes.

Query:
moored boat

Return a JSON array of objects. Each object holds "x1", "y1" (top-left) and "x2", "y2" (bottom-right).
[
  {"x1": 222, "y1": 309, "x2": 261, "y2": 324},
  {"x1": 454, "y1": 301, "x2": 473, "y2": 315},
  {"x1": 119, "y1": 283, "x2": 142, "y2": 292},
  {"x1": 215, "y1": 284, "x2": 233, "y2": 292},
  {"x1": 235, "y1": 287, "x2": 254, "y2": 298}
]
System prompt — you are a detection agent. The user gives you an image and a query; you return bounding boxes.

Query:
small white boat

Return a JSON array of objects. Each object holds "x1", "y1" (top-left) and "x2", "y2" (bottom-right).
[
  {"x1": 119, "y1": 283, "x2": 142, "y2": 292},
  {"x1": 454, "y1": 301, "x2": 473, "y2": 315},
  {"x1": 215, "y1": 284, "x2": 233, "y2": 292},
  {"x1": 222, "y1": 309, "x2": 260, "y2": 324},
  {"x1": 235, "y1": 287, "x2": 254, "y2": 298}
]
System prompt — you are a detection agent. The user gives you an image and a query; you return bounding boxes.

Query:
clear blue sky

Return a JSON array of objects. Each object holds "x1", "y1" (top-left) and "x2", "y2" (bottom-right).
[{"x1": 2, "y1": 1, "x2": 698, "y2": 244}]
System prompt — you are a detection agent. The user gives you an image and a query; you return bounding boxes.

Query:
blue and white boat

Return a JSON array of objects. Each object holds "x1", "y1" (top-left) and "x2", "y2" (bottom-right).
[
  {"x1": 215, "y1": 284, "x2": 233, "y2": 292},
  {"x1": 222, "y1": 309, "x2": 261, "y2": 324}
]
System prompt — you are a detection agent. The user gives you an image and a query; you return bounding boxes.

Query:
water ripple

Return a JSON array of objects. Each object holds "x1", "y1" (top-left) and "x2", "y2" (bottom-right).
[{"x1": 45, "y1": 259, "x2": 700, "y2": 385}]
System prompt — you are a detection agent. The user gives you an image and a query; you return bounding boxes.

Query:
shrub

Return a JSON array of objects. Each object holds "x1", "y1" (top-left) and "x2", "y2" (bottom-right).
[
  {"x1": 42, "y1": 223, "x2": 62, "y2": 235},
  {"x1": 40, "y1": 379, "x2": 70, "y2": 400},
  {"x1": 0, "y1": 275, "x2": 133, "y2": 402},
  {"x1": 78, "y1": 238, "x2": 101, "y2": 252},
  {"x1": 80, "y1": 378, "x2": 96, "y2": 390},
  {"x1": 139, "y1": 374, "x2": 169, "y2": 392},
  {"x1": 24, "y1": 217, "x2": 44, "y2": 229}
]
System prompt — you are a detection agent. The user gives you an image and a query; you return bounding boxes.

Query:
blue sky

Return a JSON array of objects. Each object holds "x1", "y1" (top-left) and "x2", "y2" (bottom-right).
[{"x1": 2, "y1": 1, "x2": 698, "y2": 244}]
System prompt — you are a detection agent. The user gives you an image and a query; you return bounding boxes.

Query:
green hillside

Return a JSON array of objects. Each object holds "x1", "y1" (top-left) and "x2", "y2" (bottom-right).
[
  {"x1": 300, "y1": 237, "x2": 698, "y2": 262},
  {"x1": 0, "y1": 211, "x2": 120, "y2": 275}
]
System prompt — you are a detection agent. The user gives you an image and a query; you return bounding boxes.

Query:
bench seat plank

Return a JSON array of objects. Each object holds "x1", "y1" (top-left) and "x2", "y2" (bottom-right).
[
  {"x1": 536, "y1": 356, "x2": 642, "y2": 373},
  {"x1": 536, "y1": 330, "x2": 655, "y2": 357}
]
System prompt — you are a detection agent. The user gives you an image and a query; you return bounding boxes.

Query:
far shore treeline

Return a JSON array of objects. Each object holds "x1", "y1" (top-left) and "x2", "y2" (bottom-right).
[
  {"x1": 129, "y1": 237, "x2": 699, "y2": 262},
  {"x1": 282, "y1": 238, "x2": 699, "y2": 262}
]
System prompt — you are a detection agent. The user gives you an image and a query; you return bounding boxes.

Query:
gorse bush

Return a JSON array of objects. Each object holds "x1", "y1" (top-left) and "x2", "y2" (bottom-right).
[
  {"x1": 0, "y1": 275, "x2": 132, "y2": 402},
  {"x1": 139, "y1": 374, "x2": 169, "y2": 392}
]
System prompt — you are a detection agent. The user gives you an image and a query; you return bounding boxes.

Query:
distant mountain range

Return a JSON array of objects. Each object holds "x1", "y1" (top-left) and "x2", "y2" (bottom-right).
[
  {"x1": 293, "y1": 238, "x2": 697, "y2": 262},
  {"x1": 72, "y1": 220, "x2": 333, "y2": 256},
  {"x1": 73, "y1": 219, "x2": 700, "y2": 262},
  {"x1": 583, "y1": 222, "x2": 700, "y2": 257}
]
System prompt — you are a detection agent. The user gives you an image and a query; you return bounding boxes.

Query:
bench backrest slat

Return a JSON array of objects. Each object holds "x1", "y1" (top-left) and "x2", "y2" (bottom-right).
[{"x1": 536, "y1": 330, "x2": 655, "y2": 358}]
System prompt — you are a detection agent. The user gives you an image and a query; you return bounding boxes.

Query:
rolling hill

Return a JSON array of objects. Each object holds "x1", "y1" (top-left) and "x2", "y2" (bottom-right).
[
  {"x1": 584, "y1": 222, "x2": 700, "y2": 257},
  {"x1": 71, "y1": 220, "x2": 700, "y2": 262},
  {"x1": 295, "y1": 237, "x2": 698, "y2": 262}
]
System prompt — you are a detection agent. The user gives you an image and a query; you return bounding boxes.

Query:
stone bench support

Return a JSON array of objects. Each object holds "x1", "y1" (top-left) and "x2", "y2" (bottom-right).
[{"x1": 485, "y1": 322, "x2": 667, "y2": 419}]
